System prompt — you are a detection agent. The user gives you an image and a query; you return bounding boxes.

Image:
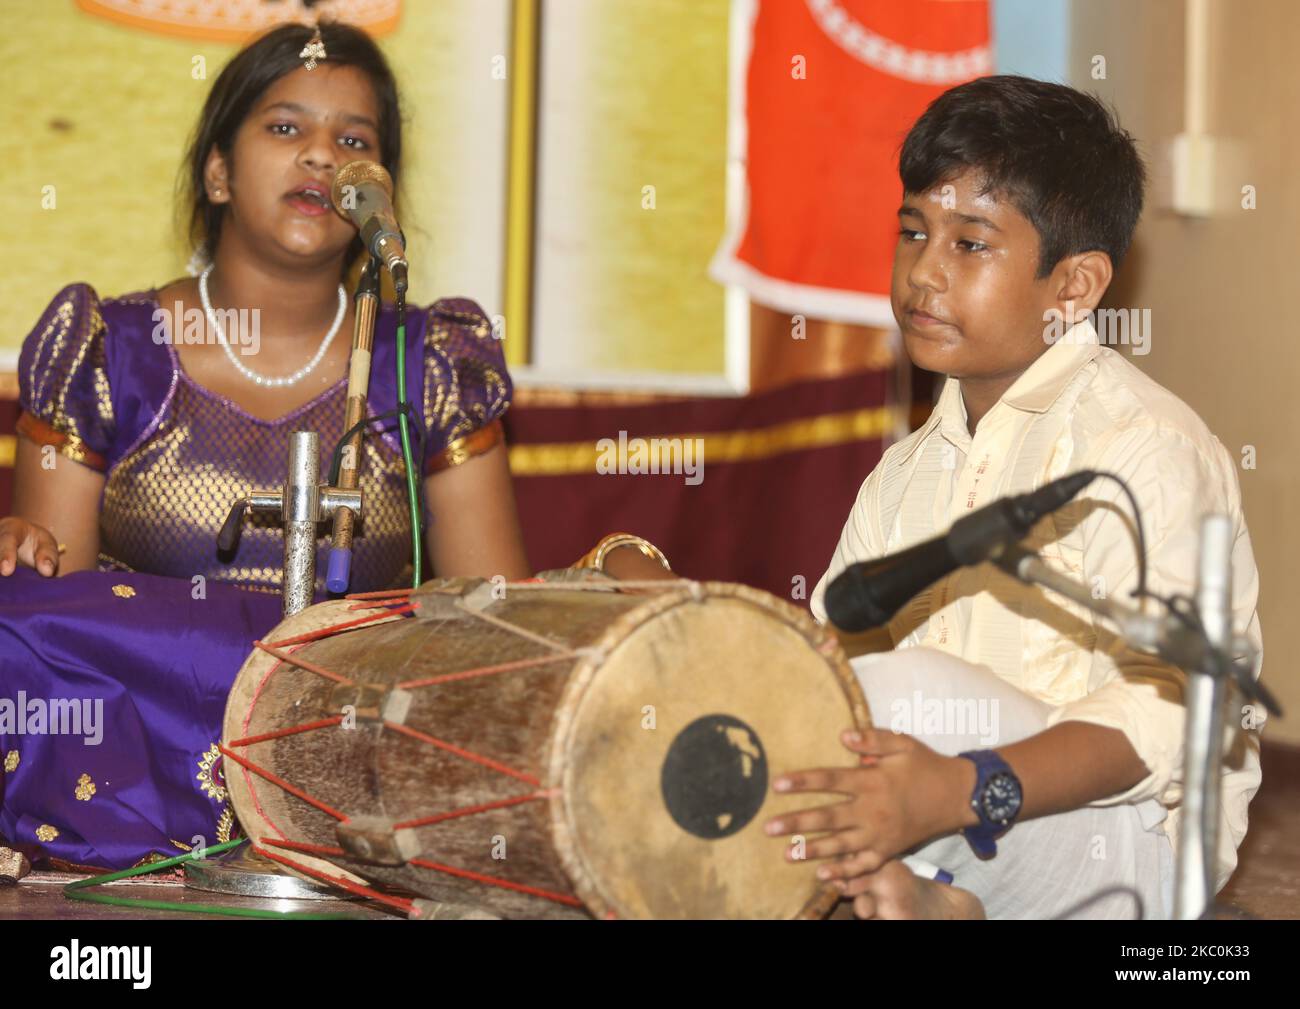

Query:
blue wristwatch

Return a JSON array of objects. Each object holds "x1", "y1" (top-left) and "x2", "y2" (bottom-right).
[{"x1": 958, "y1": 749, "x2": 1023, "y2": 859}]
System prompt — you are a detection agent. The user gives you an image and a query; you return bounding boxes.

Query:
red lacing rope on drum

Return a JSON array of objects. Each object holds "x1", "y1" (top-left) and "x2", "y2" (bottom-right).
[
  {"x1": 343, "y1": 578, "x2": 542, "y2": 612},
  {"x1": 228, "y1": 607, "x2": 586, "y2": 911},
  {"x1": 266, "y1": 603, "x2": 419, "y2": 648},
  {"x1": 382, "y1": 722, "x2": 539, "y2": 785},
  {"x1": 406, "y1": 856, "x2": 583, "y2": 908},
  {"x1": 346, "y1": 588, "x2": 416, "y2": 600},
  {"x1": 253, "y1": 642, "x2": 355, "y2": 684},
  {"x1": 228, "y1": 715, "x2": 347, "y2": 747},
  {"x1": 396, "y1": 652, "x2": 572, "y2": 689},
  {"x1": 251, "y1": 842, "x2": 416, "y2": 915},
  {"x1": 346, "y1": 592, "x2": 415, "y2": 612},
  {"x1": 220, "y1": 741, "x2": 349, "y2": 821},
  {"x1": 392, "y1": 789, "x2": 557, "y2": 829}
]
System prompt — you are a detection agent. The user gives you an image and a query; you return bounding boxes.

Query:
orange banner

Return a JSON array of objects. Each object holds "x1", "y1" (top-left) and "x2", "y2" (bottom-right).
[{"x1": 712, "y1": 0, "x2": 990, "y2": 326}]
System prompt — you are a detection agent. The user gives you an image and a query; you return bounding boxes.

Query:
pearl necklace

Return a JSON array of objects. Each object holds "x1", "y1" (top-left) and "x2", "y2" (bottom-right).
[{"x1": 199, "y1": 265, "x2": 347, "y2": 388}]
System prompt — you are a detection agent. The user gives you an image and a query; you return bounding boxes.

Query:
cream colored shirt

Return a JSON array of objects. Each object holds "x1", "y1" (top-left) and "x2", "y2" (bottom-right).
[{"x1": 810, "y1": 318, "x2": 1263, "y2": 893}]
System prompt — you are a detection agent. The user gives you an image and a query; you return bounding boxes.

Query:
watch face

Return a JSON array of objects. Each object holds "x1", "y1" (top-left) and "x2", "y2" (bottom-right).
[{"x1": 980, "y1": 771, "x2": 1023, "y2": 824}]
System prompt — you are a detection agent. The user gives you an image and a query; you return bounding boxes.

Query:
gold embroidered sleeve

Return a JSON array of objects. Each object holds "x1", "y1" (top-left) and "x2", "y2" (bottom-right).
[
  {"x1": 15, "y1": 412, "x2": 108, "y2": 472},
  {"x1": 421, "y1": 298, "x2": 513, "y2": 475},
  {"x1": 16, "y1": 283, "x2": 115, "y2": 472},
  {"x1": 424, "y1": 418, "x2": 505, "y2": 474}
]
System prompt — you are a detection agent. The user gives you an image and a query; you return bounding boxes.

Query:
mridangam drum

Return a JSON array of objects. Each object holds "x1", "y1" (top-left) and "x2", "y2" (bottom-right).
[{"x1": 221, "y1": 577, "x2": 870, "y2": 919}]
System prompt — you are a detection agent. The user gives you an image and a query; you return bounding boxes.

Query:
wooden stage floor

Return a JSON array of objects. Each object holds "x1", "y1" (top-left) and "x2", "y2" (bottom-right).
[
  {"x1": 1218, "y1": 741, "x2": 1300, "y2": 919},
  {"x1": 3, "y1": 742, "x2": 1296, "y2": 921}
]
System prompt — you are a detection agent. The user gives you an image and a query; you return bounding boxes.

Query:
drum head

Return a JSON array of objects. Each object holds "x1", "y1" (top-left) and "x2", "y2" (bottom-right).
[{"x1": 550, "y1": 583, "x2": 870, "y2": 919}]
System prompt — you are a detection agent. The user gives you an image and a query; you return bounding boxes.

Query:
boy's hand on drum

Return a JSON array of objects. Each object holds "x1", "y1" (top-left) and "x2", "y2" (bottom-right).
[
  {"x1": 763, "y1": 728, "x2": 974, "y2": 882},
  {"x1": 0, "y1": 516, "x2": 61, "y2": 577}
]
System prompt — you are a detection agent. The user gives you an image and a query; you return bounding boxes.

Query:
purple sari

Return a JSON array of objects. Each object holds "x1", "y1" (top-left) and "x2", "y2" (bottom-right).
[
  {"x1": 1, "y1": 283, "x2": 511, "y2": 868},
  {"x1": 0, "y1": 567, "x2": 283, "y2": 867}
]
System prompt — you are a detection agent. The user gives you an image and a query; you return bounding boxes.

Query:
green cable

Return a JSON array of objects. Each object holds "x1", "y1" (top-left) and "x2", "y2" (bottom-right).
[
  {"x1": 62, "y1": 838, "x2": 360, "y2": 919},
  {"x1": 395, "y1": 302, "x2": 422, "y2": 587}
]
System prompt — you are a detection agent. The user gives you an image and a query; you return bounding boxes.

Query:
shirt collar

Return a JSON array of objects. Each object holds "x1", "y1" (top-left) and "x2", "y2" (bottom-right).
[
  {"x1": 1001, "y1": 316, "x2": 1102, "y2": 412},
  {"x1": 896, "y1": 317, "x2": 1103, "y2": 463}
]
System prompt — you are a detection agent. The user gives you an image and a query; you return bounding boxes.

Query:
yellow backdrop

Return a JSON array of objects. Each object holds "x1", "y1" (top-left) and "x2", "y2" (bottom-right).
[{"x1": 0, "y1": 0, "x2": 731, "y2": 383}]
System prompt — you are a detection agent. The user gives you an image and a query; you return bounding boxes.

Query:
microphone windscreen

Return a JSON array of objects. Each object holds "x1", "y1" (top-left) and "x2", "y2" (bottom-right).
[{"x1": 331, "y1": 160, "x2": 394, "y2": 216}]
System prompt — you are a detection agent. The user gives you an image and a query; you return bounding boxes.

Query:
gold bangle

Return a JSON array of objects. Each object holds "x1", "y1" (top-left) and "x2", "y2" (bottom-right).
[
  {"x1": 571, "y1": 538, "x2": 609, "y2": 571},
  {"x1": 589, "y1": 533, "x2": 671, "y2": 574}
]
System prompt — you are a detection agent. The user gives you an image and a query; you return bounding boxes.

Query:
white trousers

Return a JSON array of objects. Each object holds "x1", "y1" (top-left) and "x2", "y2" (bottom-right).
[{"x1": 851, "y1": 647, "x2": 1174, "y2": 920}]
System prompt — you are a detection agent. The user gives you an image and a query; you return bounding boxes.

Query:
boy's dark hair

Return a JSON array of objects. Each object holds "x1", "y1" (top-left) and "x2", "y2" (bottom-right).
[
  {"x1": 898, "y1": 75, "x2": 1145, "y2": 277},
  {"x1": 179, "y1": 21, "x2": 403, "y2": 276}
]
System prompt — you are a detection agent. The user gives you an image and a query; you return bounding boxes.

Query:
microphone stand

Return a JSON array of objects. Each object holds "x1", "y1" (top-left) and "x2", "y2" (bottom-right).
[
  {"x1": 326, "y1": 256, "x2": 382, "y2": 594},
  {"x1": 191, "y1": 260, "x2": 383, "y2": 899},
  {"x1": 992, "y1": 516, "x2": 1275, "y2": 920}
]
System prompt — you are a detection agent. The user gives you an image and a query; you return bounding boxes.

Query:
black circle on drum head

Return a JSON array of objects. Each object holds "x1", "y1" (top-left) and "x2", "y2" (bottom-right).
[{"x1": 660, "y1": 714, "x2": 768, "y2": 839}]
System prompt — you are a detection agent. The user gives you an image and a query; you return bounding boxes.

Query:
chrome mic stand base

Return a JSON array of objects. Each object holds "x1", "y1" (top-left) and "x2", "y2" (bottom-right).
[{"x1": 182, "y1": 844, "x2": 342, "y2": 900}]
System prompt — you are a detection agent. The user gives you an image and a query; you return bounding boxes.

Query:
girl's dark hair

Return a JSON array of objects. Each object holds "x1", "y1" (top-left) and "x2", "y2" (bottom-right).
[
  {"x1": 179, "y1": 21, "x2": 402, "y2": 275},
  {"x1": 898, "y1": 75, "x2": 1146, "y2": 278}
]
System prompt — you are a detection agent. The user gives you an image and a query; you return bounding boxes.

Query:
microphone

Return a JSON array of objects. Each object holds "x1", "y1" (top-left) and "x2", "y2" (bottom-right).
[
  {"x1": 331, "y1": 160, "x2": 408, "y2": 293},
  {"x1": 823, "y1": 469, "x2": 1099, "y2": 632}
]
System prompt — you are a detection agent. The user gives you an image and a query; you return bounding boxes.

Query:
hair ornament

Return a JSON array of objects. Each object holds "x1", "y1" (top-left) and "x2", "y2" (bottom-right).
[{"x1": 299, "y1": 26, "x2": 327, "y2": 71}]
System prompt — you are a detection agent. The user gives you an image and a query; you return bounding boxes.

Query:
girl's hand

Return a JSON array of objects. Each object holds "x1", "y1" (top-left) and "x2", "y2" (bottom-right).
[{"x1": 0, "y1": 516, "x2": 61, "y2": 577}]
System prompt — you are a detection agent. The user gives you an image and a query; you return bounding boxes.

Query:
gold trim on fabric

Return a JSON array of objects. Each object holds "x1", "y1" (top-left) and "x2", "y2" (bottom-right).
[
  {"x1": 14, "y1": 411, "x2": 108, "y2": 472},
  {"x1": 74, "y1": 773, "x2": 96, "y2": 802},
  {"x1": 196, "y1": 743, "x2": 227, "y2": 803},
  {"x1": 3, "y1": 750, "x2": 18, "y2": 773},
  {"x1": 35, "y1": 824, "x2": 59, "y2": 842},
  {"x1": 216, "y1": 806, "x2": 235, "y2": 844},
  {"x1": 507, "y1": 404, "x2": 898, "y2": 477},
  {"x1": 425, "y1": 418, "x2": 505, "y2": 475}
]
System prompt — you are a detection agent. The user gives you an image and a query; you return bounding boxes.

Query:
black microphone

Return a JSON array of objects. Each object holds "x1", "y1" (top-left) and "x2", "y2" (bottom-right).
[
  {"x1": 823, "y1": 469, "x2": 1099, "y2": 632},
  {"x1": 331, "y1": 160, "x2": 408, "y2": 293}
]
